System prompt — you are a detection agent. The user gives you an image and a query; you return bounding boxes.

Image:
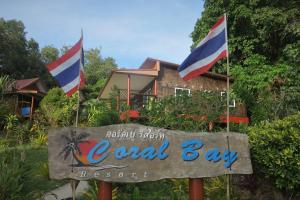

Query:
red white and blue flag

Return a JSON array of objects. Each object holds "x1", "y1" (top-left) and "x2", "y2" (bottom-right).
[
  {"x1": 178, "y1": 15, "x2": 228, "y2": 81},
  {"x1": 47, "y1": 36, "x2": 85, "y2": 96}
]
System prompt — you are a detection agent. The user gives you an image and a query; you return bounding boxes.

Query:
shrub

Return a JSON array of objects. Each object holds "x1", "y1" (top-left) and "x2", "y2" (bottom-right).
[
  {"x1": 0, "y1": 100, "x2": 11, "y2": 131},
  {"x1": 140, "y1": 91, "x2": 225, "y2": 131},
  {"x1": 83, "y1": 99, "x2": 120, "y2": 127},
  {"x1": 0, "y1": 75, "x2": 13, "y2": 98},
  {"x1": 4, "y1": 114, "x2": 19, "y2": 138},
  {"x1": 116, "y1": 179, "x2": 188, "y2": 200},
  {"x1": 248, "y1": 112, "x2": 300, "y2": 193},
  {"x1": 0, "y1": 150, "x2": 29, "y2": 200},
  {"x1": 30, "y1": 109, "x2": 50, "y2": 133},
  {"x1": 4, "y1": 114, "x2": 30, "y2": 147},
  {"x1": 40, "y1": 88, "x2": 77, "y2": 127},
  {"x1": 30, "y1": 133, "x2": 48, "y2": 146},
  {"x1": 81, "y1": 181, "x2": 118, "y2": 200},
  {"x1": 36, "y1": 163, "x2": 50, "y2": 180}
]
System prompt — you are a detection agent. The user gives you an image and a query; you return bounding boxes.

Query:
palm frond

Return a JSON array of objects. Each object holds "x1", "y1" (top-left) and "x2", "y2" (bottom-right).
[
  {"x1": 59, "y1": 145, "x2": 71, "y2": 156},
  {"x1": 74, "y1": 144, "x2": 82, "y2": 155},
  {"x1": 61, "y1": 135, "x2": 72, "y2": 143},
  {"x1": 76, "y1": 132, "x2": 89, "y2": 140},
  {"x1": 70, "y1": 130, "x2": 76, "y2": 139},
  {"x1": 63, "y1": 148, "x2": 71, "y2": 160}
]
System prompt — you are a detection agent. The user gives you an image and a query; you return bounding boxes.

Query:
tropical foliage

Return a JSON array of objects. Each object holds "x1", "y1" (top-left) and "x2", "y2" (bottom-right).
[
  {"x1": 248, "y1": 112, "x2": 300, "y2": 193},
  {"x1": 40, "y1": 87, "x2": 77, "y2": 127},
  {"x1": 82, "y1": 48, "x2": 118, "y2": 99},
  {"x1": 191, "y1": 0, "x2": 300, "y2": 123},
  {"x1": 0, "y1": 18, "x2": 54, "y2": 86},
  {"x1": 141, "y1": 91, "x2": 226, "y2": 131},
  {"x1": 83, "y1": 99, "x2": 120, "y2": 127}
]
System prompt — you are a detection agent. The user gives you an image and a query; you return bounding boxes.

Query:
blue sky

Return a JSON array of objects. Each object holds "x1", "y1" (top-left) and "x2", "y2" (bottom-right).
[{"x1": 0, "y1": 0, "x2": 204, "y2": 68}]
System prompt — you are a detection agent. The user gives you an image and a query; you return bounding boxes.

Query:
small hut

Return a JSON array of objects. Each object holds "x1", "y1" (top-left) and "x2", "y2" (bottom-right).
[{"x1": 4, "y1": 77, "x2": 48, "y2": 120}]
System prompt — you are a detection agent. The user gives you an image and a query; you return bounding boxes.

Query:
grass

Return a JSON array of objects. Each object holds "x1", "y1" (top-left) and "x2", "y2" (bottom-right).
[
  {"x1": 0, "y1": 137, "x2": 67, "y2": 198},
  {"x1": 22, "y1": 146, "x2": 67, "y2": 195}
]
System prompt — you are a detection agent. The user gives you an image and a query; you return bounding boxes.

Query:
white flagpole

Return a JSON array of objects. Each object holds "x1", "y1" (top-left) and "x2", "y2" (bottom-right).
[
  {"x1": 224, "y1": 13, "x2": 231, "y2": 200},
  {"x1": 72, "y1": 31, "x2": 83, "y2": 200},
  {"x1": 75, "y1": 30, "x2": 83, "y2": 127},
  {"x1": 224, "y1": 13, "x2": 230, "y2": 133}
]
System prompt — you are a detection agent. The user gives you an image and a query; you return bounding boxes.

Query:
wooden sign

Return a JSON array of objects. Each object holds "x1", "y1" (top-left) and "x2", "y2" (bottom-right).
[{"x1": 48, "y1": 124, "x2": 252, "y2": 182}]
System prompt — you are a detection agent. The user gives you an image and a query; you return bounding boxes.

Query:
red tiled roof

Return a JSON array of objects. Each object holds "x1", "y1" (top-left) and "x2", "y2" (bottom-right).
[{"x1": 16, "y1": 78, "x2": 39, "y2": 90}]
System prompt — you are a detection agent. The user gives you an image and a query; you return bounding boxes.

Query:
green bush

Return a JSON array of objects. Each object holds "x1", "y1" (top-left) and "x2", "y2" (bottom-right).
[
  {"x1": 0, "y1": 150, "x2": 29, "y2": 200},
  {"x1": 140, "y1": 91, "x2": 226, "y2": 132},
  {"x1": 90, "y1": 110, "x2": 119, "y2": 127},
  {"x1": 0, "y1": 100, "x2": 11, "y2": 131},
  {"x1": 232, "y1": 55, "x2": 300, "y2": 124},
  {"x1": 4, "y1": 114, "x2": 19, "y2": 138},
  {"x1": 83, "y1": 99, "x2": 120, "y2": 127},
  {"x1": 36, "y1": 163, "x2": 50, "y2": 180},
  {"x1": 248, "y1": 112, "x2": 300, "y2": 193},
  {"x1": 40, "y1": 88, "x2": 77, "y2": 127},
  {"x1": 30, "y1": 133, "x2": 48, "y2": 146},
  {"x1": 115, "y1": 180, "x2": 188, "y2": 200},
  {"x1": 4, "y1": 114, "x2": 30, "y2": 146}
]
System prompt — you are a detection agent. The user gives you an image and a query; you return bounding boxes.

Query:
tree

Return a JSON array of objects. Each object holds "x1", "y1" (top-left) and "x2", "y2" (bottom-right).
[
  {"x1": 60, "y1": 45, "x2": 71, "y2": 55},
  {"x1": 191, "y1": 0, "x2": 300, "y2": 123},
  {"x1": 84, "y1": 48, "x2": 117, "y2": 85},
  {"x1": 0, "y1": 18, "x2": 46, "y2": 79},
  {"x1": 40, "y1": 45, "x2": 59, "y2": 65},
  {"x1": 82, "y1": 48, "x2": 117, "y2": 99},
  {"x1": 40, "y1": 45, "x2": 60, "y2": 87},
  {"x1": 191, "y1": 0, "x2": 300, "y2": 64},
  {"x1": 0, "y1": 18, "x2": 28, "y2": 78}
]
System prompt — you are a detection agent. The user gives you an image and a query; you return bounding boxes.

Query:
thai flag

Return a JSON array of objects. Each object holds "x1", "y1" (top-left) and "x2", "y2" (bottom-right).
[
  {"x1": 47, "y1": 36, "x2": 85, "y2": 96},
  {"x1": 178, "y1": 15, "x2": 228, "y2": 81}
]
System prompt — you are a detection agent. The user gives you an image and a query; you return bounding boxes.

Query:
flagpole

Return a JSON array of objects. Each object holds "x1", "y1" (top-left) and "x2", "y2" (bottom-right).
[
  {"x1": 75, "y1": 30, "x2": 83, "y2": 128},
  {"x1": 72, "y1": 31, "x2": 83, "y2": 200},
  {"x1": 224, "y1": 13, "x2": 231, "y2": 200},
  {"x1": 74, "y1": 82, "x2": 80, "y2": 127}
]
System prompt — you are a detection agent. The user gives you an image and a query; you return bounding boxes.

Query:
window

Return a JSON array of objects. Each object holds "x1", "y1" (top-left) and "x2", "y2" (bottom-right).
[
  {"x1": 221, "y1": 91, "x2": 236, "y2": 107},
  {"x1": 175, "y1": 87, "x2": 191, "y2": 96}
]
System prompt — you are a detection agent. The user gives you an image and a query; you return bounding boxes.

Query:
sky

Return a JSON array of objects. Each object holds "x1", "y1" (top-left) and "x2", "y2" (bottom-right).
[{"x1": 0, "y1": 0, "x2": 204, "y2": 68}]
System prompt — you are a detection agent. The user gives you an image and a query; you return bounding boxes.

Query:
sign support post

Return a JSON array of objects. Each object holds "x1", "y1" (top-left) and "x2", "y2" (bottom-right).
[
  {"x1": 98, "y1": 181, "x2": 112, "y2": 200},
  {"x1": 189, "y1": 178, "x2": 204, "y2": 200}
]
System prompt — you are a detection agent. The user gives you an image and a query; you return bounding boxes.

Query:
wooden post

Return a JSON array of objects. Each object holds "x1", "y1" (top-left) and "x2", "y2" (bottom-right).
[
  {"x1": 98, "y1": 181, "x2": 112, "y2": 200},
  {"x1": 154, "y1": 79, "x2": 158, "y2": 97},
  {"x1": 188, "y1": 120, "x2": 208, "y2": 200},
  {"x1": 15, "y1": 95, "x2": 19, "y2": 114},
  {"x1": 189, "y1": 121, "x2": 214, "y2": 200},
  {"x1": 189, "y1": 178, "x2": 204, "y2": 200},
  {"x1": 30, "y1": 96, "x2": 34, "y2": 120},
  {"x1": 127, "y1": 75, "x2": 131, "y2": 106},
  {"x1": 116, "y1": 95, "x2": 120, "y2": 112}
]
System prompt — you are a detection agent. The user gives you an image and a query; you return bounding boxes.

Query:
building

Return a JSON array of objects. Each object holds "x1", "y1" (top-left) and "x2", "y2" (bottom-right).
[
  {"x1": 4, "y1": 77, "x2": 48, "y2": 120},
  {"x1": 99, "y1": 58, "x2": 248, "y2": 124}
]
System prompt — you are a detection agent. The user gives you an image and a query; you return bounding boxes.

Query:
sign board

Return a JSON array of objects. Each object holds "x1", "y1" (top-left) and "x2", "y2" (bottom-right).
[{"x1": 48, "y1": 124, "x2": 252, "y2": 182}]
